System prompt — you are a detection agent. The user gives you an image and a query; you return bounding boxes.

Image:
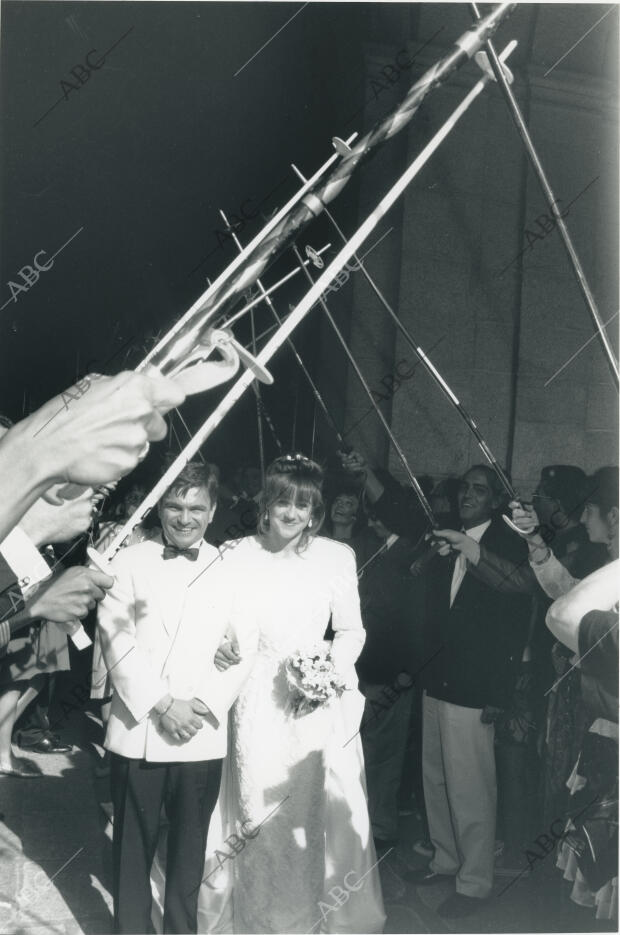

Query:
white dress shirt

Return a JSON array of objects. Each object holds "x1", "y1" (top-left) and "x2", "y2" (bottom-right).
[{"x1": 450, "y1": 520, "x2": 491, "y2": 607}]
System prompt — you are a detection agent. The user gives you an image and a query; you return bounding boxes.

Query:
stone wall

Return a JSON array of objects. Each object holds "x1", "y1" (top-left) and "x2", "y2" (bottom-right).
[{"x1": 317, "y1": 8, "x2": 618, "y2": 496}]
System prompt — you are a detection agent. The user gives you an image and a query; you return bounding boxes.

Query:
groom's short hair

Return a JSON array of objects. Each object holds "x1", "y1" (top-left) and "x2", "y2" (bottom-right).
[{"x1": 162, "y1": 461, "x2": 219, "y2": 505}]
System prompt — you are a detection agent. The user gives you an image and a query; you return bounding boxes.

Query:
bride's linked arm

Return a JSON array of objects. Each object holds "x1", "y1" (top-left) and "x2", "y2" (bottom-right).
[
  {"x1": 193, "y1": 572, "x2": 259, "y2": 726},
  {"x1": 328, "y1": 544, "x2": 366, "y2": 684}
]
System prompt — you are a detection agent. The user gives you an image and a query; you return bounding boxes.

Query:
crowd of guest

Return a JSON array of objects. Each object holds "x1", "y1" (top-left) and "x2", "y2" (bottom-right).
[
  {"x1": 335, "y1": 452, "x2": 618, "y2": 921},
  {"x1": 0, "y1": 367, "x2": 617, "y2": 928}
]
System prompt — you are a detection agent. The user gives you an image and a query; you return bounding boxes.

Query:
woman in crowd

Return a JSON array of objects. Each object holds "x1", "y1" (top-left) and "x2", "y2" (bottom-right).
[
  {"x1": 528, "y1": 466, "x2": 608, "y2": 834},
  {"x1": 511, "y1": 466, "x2": 618, "y2": 919},
  {"x1": 323, "y1": 486, "x2": 382, "y2": 568},
  {"x1": 512, "y1": 466, "x2": 618, "y2": 598},
  {"x1": 198, "y1": 453, "x2": 385, "y2": 934},
  {"x1": 546, "y1": 559, "x2": 618, "y2": 922},
  {"x1": 325, "y1": 489, "x2": 360, "y2": 543}
]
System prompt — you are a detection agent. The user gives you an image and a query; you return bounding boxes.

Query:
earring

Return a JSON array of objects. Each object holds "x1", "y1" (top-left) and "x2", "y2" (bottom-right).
[
  {"x1": 262, "y1": 512, "x2": 270, "y2": 529},
  {"x1": 307, "y1": 519, "x2": 313, "y2": 529}
]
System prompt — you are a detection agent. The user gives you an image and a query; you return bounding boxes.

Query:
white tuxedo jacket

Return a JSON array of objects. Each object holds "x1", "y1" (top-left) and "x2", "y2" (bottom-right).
[{"x1": 97, "y1": 535, "x2": 257, "y2": 762}]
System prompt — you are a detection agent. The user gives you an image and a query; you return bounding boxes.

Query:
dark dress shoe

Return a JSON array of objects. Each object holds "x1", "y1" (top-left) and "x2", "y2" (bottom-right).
[
  {"x1": 437, "y1": 893, "x2": 488, "y2": 919},
  {"x1": 404, "y1": 867, "x2": 453, "y2": 885},
  {"x1": 23, "y1": 734, "x2": 72, "y2": 754}
]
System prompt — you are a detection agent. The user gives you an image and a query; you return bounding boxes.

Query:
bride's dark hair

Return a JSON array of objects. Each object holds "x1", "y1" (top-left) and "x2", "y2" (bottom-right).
[{"x1": 257, "y1": 453, "x2": 325, "y2": 552}]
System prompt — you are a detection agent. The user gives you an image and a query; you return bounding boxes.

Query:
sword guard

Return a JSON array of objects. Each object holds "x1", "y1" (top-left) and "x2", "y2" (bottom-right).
[
  {"x1": 474, "y1": 49, "x2": 514, "y2": 85},
  {"x1": 332, "y1": 137, "x2": 353, "y2": 155},
  {"x1": 166, "y1": 327, "x2": 272, "y2": 395},
  {"x1": 502, "y1": 514, "x2": 541, "y2": 538},
  {"x1": 305, "y1": 245, "x2": 325, "y2": 269},
  {"x1": 214, "y1": 329, "x2": 274, "y2": 385}
]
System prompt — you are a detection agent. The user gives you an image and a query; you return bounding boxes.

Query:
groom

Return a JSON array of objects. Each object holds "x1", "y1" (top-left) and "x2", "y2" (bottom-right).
[{"x1": 98, "y1": 462, "x2": 257, "y2": 934}]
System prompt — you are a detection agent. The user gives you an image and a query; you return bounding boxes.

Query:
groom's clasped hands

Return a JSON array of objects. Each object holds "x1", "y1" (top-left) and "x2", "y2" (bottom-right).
[
  {"x1": 152, "y1": 634, "x2": 242, "y2": 745},
  {"x1": 155, "y1": 695, "x2": 212, "y2": 743}
]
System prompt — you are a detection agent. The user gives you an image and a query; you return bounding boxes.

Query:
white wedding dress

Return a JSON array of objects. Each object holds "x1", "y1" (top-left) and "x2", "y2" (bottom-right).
[{"x1": 190, "y1": 534, "x2": 386, "y2": 934}]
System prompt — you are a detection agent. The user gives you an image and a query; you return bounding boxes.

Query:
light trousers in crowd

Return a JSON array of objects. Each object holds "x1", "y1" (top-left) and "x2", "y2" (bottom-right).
[
  {"x1": 360, "y1": 680, "x2": 414, "y2": 842},
  {"x1": 422, "y1": 692, "x2": 496, "y2": 898}
]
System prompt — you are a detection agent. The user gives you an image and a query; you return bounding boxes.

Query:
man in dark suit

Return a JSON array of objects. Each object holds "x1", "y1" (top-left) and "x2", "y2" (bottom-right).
[
  {"x1": 356, "y1": 507, "x2": 425, "y2": 850},
  {"x1": 405, "y1": 465, "x2": 531, "y2": 918}
]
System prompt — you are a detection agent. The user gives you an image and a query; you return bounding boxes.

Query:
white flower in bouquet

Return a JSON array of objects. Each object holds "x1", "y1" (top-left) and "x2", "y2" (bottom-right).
[{"x1": 284, "y1": 643, "x2": 347, "y2": 717}]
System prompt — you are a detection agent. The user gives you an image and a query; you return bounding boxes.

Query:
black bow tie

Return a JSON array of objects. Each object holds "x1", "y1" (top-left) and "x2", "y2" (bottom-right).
[{"x1": 162, "y1": 545, "x2": 200, "y2": 562}]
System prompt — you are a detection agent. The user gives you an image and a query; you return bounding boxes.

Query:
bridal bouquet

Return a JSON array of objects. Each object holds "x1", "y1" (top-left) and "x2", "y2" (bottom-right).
[{"x1": 284, "y1": 644, "x2": 347, "y2": 717}]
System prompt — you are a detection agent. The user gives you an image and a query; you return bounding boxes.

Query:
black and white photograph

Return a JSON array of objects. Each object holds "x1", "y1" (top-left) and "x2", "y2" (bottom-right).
[{"x1": 0, "y1": 1, "x2": 618, "y2": 933}]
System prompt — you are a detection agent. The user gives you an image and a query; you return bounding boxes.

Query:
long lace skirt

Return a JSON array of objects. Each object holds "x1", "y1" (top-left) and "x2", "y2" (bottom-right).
[{"x1": 151, "y1": 686, "x2": 385, "y2": 933}]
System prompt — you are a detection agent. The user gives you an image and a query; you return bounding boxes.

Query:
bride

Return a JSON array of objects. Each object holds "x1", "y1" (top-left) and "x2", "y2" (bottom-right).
[{"x1": 195, "y1": 452, "x2": 385, "y2": 934}]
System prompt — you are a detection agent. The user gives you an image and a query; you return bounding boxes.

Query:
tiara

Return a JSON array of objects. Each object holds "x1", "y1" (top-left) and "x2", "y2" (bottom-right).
[{"x1": 281, "y1": 453, "x2": 311, "y2": 464}]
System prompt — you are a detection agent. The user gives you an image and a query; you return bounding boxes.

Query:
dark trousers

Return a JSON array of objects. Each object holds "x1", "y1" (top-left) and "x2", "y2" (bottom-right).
[
  {"x1": 110, "y1": 753, "x2": 223, "y2": 935},
  {"x1": 360, "y1": 680, "x2": 414, "y2": 841},
  {"x1": 400, "y1": 685, "x2": 430, "y2": 839},
  {"x1": 496, "y1": 740, "x2": 540, "y2": 855}
]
